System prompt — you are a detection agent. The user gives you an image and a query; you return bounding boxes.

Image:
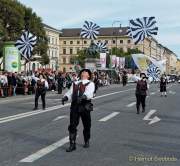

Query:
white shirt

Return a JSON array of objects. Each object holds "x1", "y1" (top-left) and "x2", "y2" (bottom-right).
[{"x1": 64, "y1": 79, "x2": 95, "y2": 101}]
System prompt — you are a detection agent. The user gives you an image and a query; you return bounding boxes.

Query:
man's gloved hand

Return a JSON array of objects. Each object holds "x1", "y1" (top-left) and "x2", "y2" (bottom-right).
[
  {"x1": 77, "y1": 95, "x2": 87, "y2": 104},
  {"x1": 62, "y1": 96, "x2": 68, "y2": 105}
]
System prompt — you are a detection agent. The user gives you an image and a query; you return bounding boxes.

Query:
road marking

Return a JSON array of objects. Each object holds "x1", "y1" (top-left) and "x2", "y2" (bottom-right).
[
  {"x1": 150, "y1": 92, "x2": 156, "y2": 95},
  {"x1": 169, "y1": 90, "x2": 176, "y2": 95},
  {"x1": 99, "y1": 112, "x2": 119, "y2": 122},
  {"x1": 94, "y1": 88, "x2": 134, "y2": 100},
  {"x1": 143, "y1": 110, "x2": 161, "y2": 125},
  {"x1": 0, "y1": 88, "x2": 134, "y2": 124},
  {"x1": 53, "y1": 115, "x2": 68, "y2": 122},
  {"x1": 20, "y1": 136, "x2": 69, "y2": 163},
  {"x1": 126, "y1": 102, "x2": 136, "y2": 108},
  {"x1": 0, "y1": 93, "x2": 61, "y2": 104},
  {"x1": 0, "y1": 104, "x2": 71, "y2": 124}
]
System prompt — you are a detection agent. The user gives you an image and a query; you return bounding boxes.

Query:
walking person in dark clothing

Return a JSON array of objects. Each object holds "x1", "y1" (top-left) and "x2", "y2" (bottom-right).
[
  {"x1": 160, "y1": 74, "x2": 167, "y2": 97},
  {"x1": 135, "y1": 73, "x2": 148, "y2": 114},
  {"x1": 12, "y1": 73, "x2": 17, "y2": 96},
  {"x1": 7, "y1": 72, "x2": 13, "y2": 96},
  {"x1": 122, "y1": 71, "x2": 128, "y2": 86},
  {"x1": 57, "y1": 72, "x2": 65, "y2": 94},
  {"x1": 33, "y1": 74, "x2": 49, "y2": 110},
  {"x1": 62, "y1": 69, "x2": 95, "y2": 152},
  {"x1": 92, "y1": 71, "x2": 99, "y2": 96}
]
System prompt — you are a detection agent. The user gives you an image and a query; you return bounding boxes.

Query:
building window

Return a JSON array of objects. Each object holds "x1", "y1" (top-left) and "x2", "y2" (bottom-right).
[
  {"x1": 127, "y1": 40, "x2": 131, "y2": 44},
  {"x1": 77, "y1": 47, "x2": 80, "y2": 53},
  {"x1": 48, "y1": 37, "x2": 50, "y2": 44},
  {"x1": 105, "y1": 40, "x2": 108, "y2": 44},
  {"x1": 63, "y1": 58, "x2": 66, "y2": 64},
  {"x1": 113, "y1": 40, "x2": 116, "y2": 44},
  {"x1": 70, "y1": 41, "x2": 73, "y2": 44},
  {"x1": 52, "y1": 50, "x2": 54, "y2": 57},
  {"x1": 63, "y1": 48, "x2": 66, "y2": 54},
  {"x1": 77, "y1": 41, "x2": 80, "y2": 44},
  {"x1": 70, "y1": 48, "x2": 73, "y2": 54},
  {"x1": 84, "y1": 40, "x2": 87, "y2": 44},
  {"x1": 120, "y1": 40, "x2": 123, "y2": 44},
  {"x1": 63, "y1": 41, "x2": 66, "y2": 45},
  {"x1": 52, "y1": 38, "x2": 54, "y2": 44}
]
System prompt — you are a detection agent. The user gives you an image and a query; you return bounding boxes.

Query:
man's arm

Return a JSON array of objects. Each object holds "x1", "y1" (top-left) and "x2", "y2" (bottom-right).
[{"x1": 84, "y1": 82, "x2": 95, "y2": 99}]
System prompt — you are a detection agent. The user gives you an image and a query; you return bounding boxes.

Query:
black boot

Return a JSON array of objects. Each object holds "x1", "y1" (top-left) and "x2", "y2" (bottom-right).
[
  {"x1": 66, "y1": 133, "x2": 76, "y2": 152},
  {"x1": 83, "y1": 140, "x2": 90, "y2": 148},
  {"x1": 142, "y1": 108, "x2": 145, "y2": 113},
  {"x1": 136, "y1": 109, "x2": 140, "y2": 114},
  {"x1": 66, "y1": 142, "x2": 76, "y2": 152}
]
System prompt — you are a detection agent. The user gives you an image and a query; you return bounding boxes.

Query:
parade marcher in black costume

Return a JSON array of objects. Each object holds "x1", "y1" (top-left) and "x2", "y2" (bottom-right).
[
  {"x1": 122, "y1": 71, "x2": 128, "y2": 86},
  {"x1": 57, "y1": 72, "x2": 65, "y2": 94},
  {"x1": 160, "y1": 74, "x2": 167, "y2": 97},
  {"x1": 92, "y1": 71, "x2": 99, "y2": 97},
  {"x1": 135, "y1": 73, "x2": 148, "y2": 114},
  {"x1": 62, "y1": 69, "x2": 95, "y2": 152},
  {"x1": 33, "y1": 74, "x2": 49, "y2": 110}
]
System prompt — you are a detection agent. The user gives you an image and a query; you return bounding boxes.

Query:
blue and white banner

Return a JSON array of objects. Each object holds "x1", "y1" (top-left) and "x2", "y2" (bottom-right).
[{"x1": 132, "y1": 54, "x2": 165, "y2": 81}]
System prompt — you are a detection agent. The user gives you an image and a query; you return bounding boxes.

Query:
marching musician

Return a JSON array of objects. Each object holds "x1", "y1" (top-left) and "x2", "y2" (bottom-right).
[
  {"x1": 62, "y1": 69, "x2": 95, "y2": 152},
  {"x1": 33, "y1": 74, "x2": 49, "y2": 110}
]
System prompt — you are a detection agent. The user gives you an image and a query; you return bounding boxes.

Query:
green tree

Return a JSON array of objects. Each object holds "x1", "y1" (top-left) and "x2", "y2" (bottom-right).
[{"x1": 0, "y1": 0, "x2": 49, "y2": 65}]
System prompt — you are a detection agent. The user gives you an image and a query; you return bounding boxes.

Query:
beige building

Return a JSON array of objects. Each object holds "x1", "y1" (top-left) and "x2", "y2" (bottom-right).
[
  {"x1": 23, "y1": 24, "x2": 61, "y2": 72},
  {"x1": 59, "y1": 26, "x2": 178, "y2": 74},
  {"x1": 59, "y1": 27, "x2": 141, "y2": 72},
  {"x1": 176, "y1": 59, "x2": 180, "y2": 75}
]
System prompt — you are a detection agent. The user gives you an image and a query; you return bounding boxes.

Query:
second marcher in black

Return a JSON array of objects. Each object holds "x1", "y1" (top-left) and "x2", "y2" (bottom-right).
[
  {"x1": 33, "y1": 74, "x2": 49, "y2": 110},
  {"x1": 62, "y1": 69, "x2": 95, "y2": 152},
  {"x1": 160, "y1": 75, "x2": 167, "y2": 97},
  {"x1": 135, "y1": 73, "x2": 148, "y2": 114}
]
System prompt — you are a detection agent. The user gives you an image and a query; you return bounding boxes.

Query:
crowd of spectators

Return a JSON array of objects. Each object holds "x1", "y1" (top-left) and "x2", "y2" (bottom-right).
[{"x1": 0, "y1": 69, "x2": 129, "y2": 98}]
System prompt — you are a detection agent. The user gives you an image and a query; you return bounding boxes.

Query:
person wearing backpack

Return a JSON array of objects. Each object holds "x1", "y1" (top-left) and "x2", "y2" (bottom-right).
[
  {"x1": 62, "y1": 69, "x2": 95, "y2": 152},
  {"x1": 135, "y1": 73, "x2": 148, "y2": 114}
]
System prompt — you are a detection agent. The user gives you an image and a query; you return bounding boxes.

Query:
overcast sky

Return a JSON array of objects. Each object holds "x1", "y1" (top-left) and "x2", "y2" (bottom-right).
[{"x1": 19, "y1": 0, "x2": 180, "y2": 57}]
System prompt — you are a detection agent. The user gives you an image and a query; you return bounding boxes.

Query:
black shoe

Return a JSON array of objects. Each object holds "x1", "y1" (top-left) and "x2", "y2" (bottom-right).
[
  {"x1": 142, "y1": 109, "x2": 145, "y2": 113},
  {"x1": 43, "y1": 107, "x2": 46, "y2": 110},
  {"x1": 33, "y1": 107, "x2": 38, "y2": 110},
  {"x1": 66, "y1": 143, "x2": 76, "y2": 152},
  {"x1": 83, "y1": 141, "x2": 90, "y2": 148},
  {"x1": 136, "y1": 112, "x2": 140, "y2": 114}
]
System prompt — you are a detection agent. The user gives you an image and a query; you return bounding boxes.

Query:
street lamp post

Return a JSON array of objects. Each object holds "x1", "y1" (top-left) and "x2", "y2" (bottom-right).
[
  {"x1": 110, "y1": 21, "x2": 122, "y2": 81},
  {"x1": 111, "y1": 21, "x2": 122, "y2": 58}
]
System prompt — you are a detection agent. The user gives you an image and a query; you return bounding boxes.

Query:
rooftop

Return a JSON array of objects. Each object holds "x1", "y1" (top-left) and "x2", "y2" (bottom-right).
[{"x1": 60, "y1": 27, "x2": 129, "y2": 37}]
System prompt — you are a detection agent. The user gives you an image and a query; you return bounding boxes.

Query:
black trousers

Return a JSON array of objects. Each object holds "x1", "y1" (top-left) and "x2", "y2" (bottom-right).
[
  {"x1": 58, "y1": 84, "x2": 63, "y2": 94},
  {"x1": 94, "y1": 83, "x2": 98, "y2": 94},
  {"x1": 136, "y1": 94, "x2": 146, "y2": 112},
  {"x1": 68, "y1": 106, "x2": 91, "y2": 142},
  {"x1": 35, "y1": 91, "x2": 46, "y2": 109}
]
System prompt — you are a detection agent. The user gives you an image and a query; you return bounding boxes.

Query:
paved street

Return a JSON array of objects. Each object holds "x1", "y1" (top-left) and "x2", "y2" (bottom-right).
[{"x1": 0, "y1": 83, "x2": 179, "y2": 166}]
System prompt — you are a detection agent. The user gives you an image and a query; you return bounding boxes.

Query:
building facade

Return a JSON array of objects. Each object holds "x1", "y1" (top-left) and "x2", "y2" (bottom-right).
[
  {"x1": 59, "y1": 27, "x2": 177, "y2": 73},
  {"x1": 176, "y1": 59, "x2": 180, "y2": 75},
  {"x1": 23, "y1": 24, "x2": 61, "y2": 72}
]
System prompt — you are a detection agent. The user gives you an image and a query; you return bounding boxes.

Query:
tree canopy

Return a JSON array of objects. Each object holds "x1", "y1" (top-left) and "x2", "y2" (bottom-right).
[{"x1": 0, "y1": 0, "x2": 49, "y2": 65}]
